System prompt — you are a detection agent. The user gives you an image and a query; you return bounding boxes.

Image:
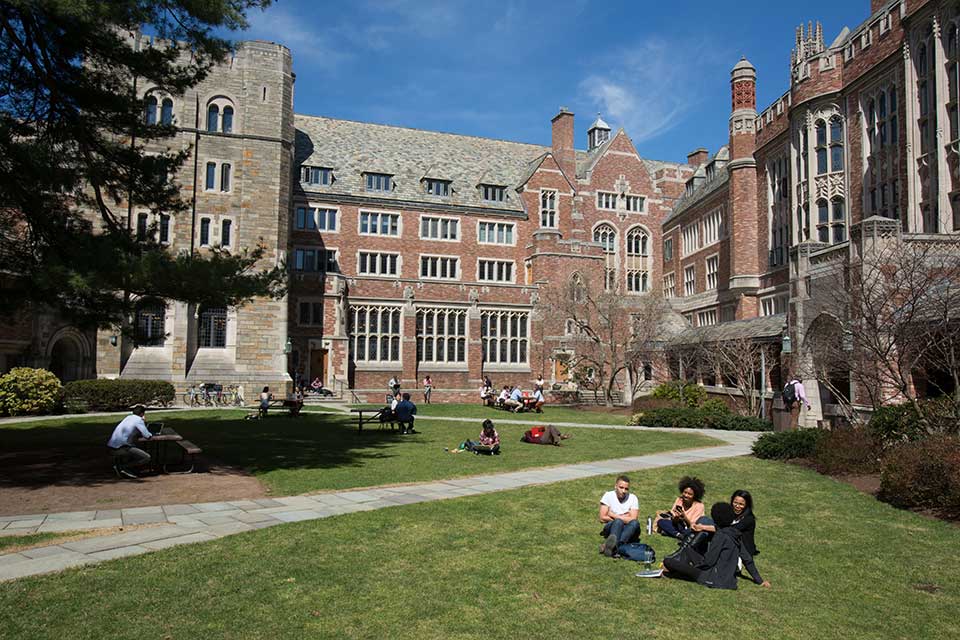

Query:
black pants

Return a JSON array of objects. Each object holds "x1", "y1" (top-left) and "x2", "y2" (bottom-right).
[{"x1": 663, "y1": 547, "x2": 704, "y2": 582}]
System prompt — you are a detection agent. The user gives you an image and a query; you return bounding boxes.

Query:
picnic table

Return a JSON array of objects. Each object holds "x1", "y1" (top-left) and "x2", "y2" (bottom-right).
[
  {"x1": 139, "y1": 424, "x2": 202, "y2": 474},
  {"x1": 351, "y1": 407, "x2": 400, "y2": 433},
  {"x1": 246, "y1": 398, "x2": 303, "y2": 419}
]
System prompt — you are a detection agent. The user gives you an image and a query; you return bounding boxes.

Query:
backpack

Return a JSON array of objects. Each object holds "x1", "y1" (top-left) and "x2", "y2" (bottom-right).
[
  {"x1": 617, "y1": 542, "x2": 656, "y2": 564},
  {"x1": 782, "y1": 381, "x2": 797, "y2": 406}
]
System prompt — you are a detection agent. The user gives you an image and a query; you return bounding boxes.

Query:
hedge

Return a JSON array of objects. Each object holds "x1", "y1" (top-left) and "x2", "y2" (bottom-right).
[
  {"x1": 630, "y1": 406, "x2": 773, "y2": 431},
  {"x1": 869, "y1": 398, "x2": 960, "y2": 447},
  {"x1": 63, "y1": 378, "x2": 175, "y2": 412},
  {"x1": 878, "y1": 436, "x2": 960, "y2": 515},
  {"x1": 813, "y1": 427, "x2": 881, "y2": 475},
  {"x1": 649, "y1": 381, "x2": 706, "y2": 408},
  {"x1": 752, "y1": 429, "x2": 824, "y2": 460},
  {"x1": 0, "y1": 367, "x2": 62, "y2": 416}
]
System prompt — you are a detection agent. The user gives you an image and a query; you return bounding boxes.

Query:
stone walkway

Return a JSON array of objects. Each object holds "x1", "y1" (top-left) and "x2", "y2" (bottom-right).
[{"x1": 0, "y1": 426, "x2": 758, "y2": 582}]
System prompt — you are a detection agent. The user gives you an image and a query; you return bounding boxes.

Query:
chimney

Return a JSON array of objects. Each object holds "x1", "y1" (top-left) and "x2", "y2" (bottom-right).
[
  {"x1": 686, "y1": 148, "x2": 709, "y2": 166},
  {"x1": 551, "y1": 107, "x2": 576, "y2": 180}
]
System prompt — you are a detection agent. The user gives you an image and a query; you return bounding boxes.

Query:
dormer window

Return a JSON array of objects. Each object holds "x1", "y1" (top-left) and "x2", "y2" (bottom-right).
[
  {"x1": 302, "y1": 166, "x2": 332, "y2": 186},
  {"x1": 480, "y1": 184, "x2": 505, "y2": 202},
  {"x1": 365, "y1": 172, "x2": 392, "y2": 192},
  {"x1": 425, "y1": 179, "x2": 450, "y2": 197}
]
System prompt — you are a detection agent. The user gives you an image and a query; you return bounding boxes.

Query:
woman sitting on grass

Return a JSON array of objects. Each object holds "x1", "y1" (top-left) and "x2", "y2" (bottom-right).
[
  {"x1": 688, "y1": 489, "x2": 760, "y2": 557},
  {"x1": 655, "y1": 476, "x2": 706, "y2": 540},
  {"x1": 447, "y1": 419, "x2": 501, "y2": 455},
  {"x1": 657, "y1": 502, "x2": 771, "y2": 590}
]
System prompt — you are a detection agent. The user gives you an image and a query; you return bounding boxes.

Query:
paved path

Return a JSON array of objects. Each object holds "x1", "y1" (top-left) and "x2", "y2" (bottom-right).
[{"x1": 0, "y1": 427, "x2": 759, "y2": 582}]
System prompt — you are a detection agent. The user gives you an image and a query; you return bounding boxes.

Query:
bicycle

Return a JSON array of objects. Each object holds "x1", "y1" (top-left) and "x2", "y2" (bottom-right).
[{"x1": 182, "y1": 385, "x2": 202, "y2": 407}]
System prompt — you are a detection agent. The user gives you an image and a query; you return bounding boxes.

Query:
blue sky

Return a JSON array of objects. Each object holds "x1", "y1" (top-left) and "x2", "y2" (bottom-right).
[{"x1": 242, "y1": 1, "x2": 872, "y2": 163}]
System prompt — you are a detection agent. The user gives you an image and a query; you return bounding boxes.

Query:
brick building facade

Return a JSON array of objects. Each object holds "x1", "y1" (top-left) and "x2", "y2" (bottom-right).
[{"x1": 3, "y1": 0, "x2": 957, "y2": 423}]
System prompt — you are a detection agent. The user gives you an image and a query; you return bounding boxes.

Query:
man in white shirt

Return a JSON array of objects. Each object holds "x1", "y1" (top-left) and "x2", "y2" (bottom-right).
[
  {"x1": 503, "y1": 385, "x2": 524, "y2": 412},
  {"x1": 106, "y1": 405, "x2": 152, "y2": 479},
  {"x1": 598, "y1": 475, "x2": 641, "y2": 557}
]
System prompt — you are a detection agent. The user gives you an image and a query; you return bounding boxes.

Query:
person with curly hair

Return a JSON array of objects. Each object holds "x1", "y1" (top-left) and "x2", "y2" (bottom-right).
[{"x1": 655, "y1": 476, "x2": 706, "y2": 540}]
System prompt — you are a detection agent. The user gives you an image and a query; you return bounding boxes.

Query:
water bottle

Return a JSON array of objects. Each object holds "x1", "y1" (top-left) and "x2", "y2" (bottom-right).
[{"x1": 646, "y1": 516, "x2": 652, "y2": 536}]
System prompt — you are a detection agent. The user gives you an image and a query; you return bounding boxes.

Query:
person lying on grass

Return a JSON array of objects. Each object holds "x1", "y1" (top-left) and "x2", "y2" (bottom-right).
[
  {"x1": 655, "y1": 476, "x2": 706, "y2": 540},
  {"x1": 520, "y1": 425, "x2": 570, "y2": 446},
  {"x1": 658, "y1": 502, "x2": 771, "y2": 589}
]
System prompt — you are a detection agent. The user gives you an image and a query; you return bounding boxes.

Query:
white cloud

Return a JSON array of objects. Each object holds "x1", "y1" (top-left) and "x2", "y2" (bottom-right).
[
  {"x1": 243, "y1": 6, "x2": 346, "y2": 64},
  {"x1": 580, "y1": 37, "x2": 725, "y2": 144}
]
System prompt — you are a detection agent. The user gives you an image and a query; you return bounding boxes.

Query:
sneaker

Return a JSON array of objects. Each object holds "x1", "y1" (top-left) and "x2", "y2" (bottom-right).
[
  {"x1": 635, "y1": 569, "x2": 663, "y2": 578},
  {"x1": 602, "y1": 533, "x2": 618, "y2": 558},
  {"x1": 118, "y1": 468, "x2": 138, "y2": 479}
]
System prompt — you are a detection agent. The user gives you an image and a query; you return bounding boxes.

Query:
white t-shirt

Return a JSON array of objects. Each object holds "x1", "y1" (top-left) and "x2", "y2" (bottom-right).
[
  {"x1": 600, "y1": 490, "x2": 638, "y2": 516},
  {"x1": 107, "y1": 414, "x2": 151, "y2": 448}
]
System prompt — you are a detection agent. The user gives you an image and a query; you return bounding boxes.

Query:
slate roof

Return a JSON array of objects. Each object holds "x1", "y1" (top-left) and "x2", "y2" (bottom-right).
[
  {"x1": 294, "y1": 115, "x2": 550, "y2": 213},
  {"x1": 663, "y1": 146, "x2": 730, "y2": 226},
  {"x1": 294, "y1": 115, "x2": 687, "y2": 213},
  {"x1": 668, "y1": 313, "x2": 787, "y2": 346}
]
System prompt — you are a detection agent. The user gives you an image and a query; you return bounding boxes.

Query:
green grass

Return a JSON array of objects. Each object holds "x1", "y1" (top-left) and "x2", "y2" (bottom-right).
[
  {"x1": 347, "y1": 402, "x2": 631, "y2": 425},
  {"x1": 0, "y1": 532, "x2": 72, "y2": 552},
  {"x1": 0, "y1": 410, "x2": 716, "y2": 496},
  {"x1": 1, "y1": 457, "x2": 956, "y2": 639}
]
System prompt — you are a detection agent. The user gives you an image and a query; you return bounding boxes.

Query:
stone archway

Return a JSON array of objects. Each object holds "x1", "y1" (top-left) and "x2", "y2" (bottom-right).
[
  {"x1": 804, "y1": 314, "x2": 850, "y2": 406},
  {"x1": 46, "y1": 329, "x2": 90, "y2": 383}
]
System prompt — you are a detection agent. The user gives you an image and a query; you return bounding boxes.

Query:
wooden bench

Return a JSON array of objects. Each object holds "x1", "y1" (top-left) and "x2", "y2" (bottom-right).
[
  {"x1": 351, "y1": 407, "x2": 411, "y2": 433},
  {"x1": 163, "y1": 439, "x2": 202, "y2": 474}
]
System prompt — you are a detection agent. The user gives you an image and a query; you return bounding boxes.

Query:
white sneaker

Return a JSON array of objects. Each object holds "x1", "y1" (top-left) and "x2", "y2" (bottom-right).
[{"x1": 635, "y1": 569, "x2": 663, "y2": 578}]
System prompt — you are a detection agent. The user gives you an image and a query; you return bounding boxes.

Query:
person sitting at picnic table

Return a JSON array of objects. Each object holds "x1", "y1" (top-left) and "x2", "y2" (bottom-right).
[
  {"x1": 479, "y1": 383, "x2": 494, "y2": 406},
  {"x1": 107, "y1": 405, "x2": 152, "y2": 479},
  {"x1": 531, "y1": 387, "x2": 546, "y2": 413},
  {"x1": 395, "y1": 392, "x2": 418, "y2": 434},
  {"x1": 657, "y1": 502, "x2": 771, "y2": 589},
  {"x1": 520, "y1": 425, "x2": 570, "y2": 446},
  {"x1": 483, "y1": 375, "x2": 493, "y2": 390},
  {"x1": 655, "y1": 476, "x2": 707, "y2": 540},
  {"x1": 259, "y1": 386, "x2": 273, "y2": 418},
  {"x1": 496, "y1": 386, "x2": 510, "y2": 408},
  {"x1": 503, "y1": 385, "x2": 524, "y2": 412}
]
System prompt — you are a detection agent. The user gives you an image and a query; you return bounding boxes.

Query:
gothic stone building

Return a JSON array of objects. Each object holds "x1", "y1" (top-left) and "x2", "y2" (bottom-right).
[{"x1": 4, "y1": 0, "x2": 958, "y2": 423}]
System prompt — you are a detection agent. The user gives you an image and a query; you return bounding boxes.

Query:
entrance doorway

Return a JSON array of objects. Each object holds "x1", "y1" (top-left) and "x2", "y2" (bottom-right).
[
  {"x1": 310, "y1": 348, "x2": 328, "y2": 385},
  {"x1": 553, "y1": 358, "x2": 570, "y2": 384},
  {"x1": 49, "y1": 337, "x2": 83, "y2": 382}
]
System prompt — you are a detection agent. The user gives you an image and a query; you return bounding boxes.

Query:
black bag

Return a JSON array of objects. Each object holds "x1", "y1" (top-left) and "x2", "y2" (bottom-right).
[
  {"x1": 782, "y1": 381, "x2": 797, "y2": 406},
  {"x1": 617, "y1": 542, "x2": 656, "y2": 563}
]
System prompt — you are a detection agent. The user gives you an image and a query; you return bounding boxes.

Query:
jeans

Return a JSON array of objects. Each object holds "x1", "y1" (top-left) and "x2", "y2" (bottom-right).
[
  {"x1": 601, "y1": 518, "x2": 640, "y2": 546},
  {"x1": 110, "y1": 445, "x2": 151, "y2": 470},
  {"x1": 657, "y1": 515, "x2": 713, "y2": 540}
]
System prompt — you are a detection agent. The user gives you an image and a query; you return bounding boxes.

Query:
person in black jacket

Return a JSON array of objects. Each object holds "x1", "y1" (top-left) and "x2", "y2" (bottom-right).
[
  {"x1": 687, "y1": 489, "x2": 759, "y2": 556},
  {"x1": 660, "y1": 502, "x2": 771, "y2": 589}
]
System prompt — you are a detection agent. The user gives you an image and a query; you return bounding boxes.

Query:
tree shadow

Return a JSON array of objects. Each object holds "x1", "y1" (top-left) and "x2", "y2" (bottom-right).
[{"x1": 0, "y1": 412, "x2": 409, "y2": 490}]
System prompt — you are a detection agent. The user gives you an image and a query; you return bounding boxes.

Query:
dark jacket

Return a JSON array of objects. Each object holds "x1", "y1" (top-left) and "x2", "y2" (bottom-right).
[
  {"x1": 395, "y1": 400, "x2": 417, "y2": 422},
  {"x1": 732, "y1": 512, "x2": 759, "y2": 556},
  {"x1": 695, "y1": 527, "x2": 763, "y2": 590}
]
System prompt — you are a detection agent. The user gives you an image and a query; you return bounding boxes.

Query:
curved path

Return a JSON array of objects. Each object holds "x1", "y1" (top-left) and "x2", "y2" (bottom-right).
[{"x1": 0, "y1": 423, "x2": 760, "y2": 582}]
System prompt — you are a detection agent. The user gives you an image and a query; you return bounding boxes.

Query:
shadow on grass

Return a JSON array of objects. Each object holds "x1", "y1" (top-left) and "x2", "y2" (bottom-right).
[{"x1": 0, "y1": 411, "x2": 407, "y2": 490}]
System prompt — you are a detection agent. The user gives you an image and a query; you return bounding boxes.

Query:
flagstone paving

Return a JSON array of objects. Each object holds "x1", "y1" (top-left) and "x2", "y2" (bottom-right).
[{"x1": 0, "y1": 423, "x2": 760, "y2": 582}]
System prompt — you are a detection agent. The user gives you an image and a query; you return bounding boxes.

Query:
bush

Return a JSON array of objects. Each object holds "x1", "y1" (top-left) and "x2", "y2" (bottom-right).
[
  {"x1": 878, "y1": 436, "x2": 960, "y2": 514},
  {"x1": 700, "y1": 398, "x2": 731, "y2": 415},
  {"x1": 0, "y1": 367, "x2": 62, "y2": 416},
  {"x1": 631, "y1": 396, "x2": 682, "y2": 413},
  {"x1": 63, "y1": 378, "x2": 175, "y2": 412},
  {"x1": 631, "y1": 406, "x2": 772, "y2": 431},
  {"x1": 813, "y1": 427, "x2": 881, "y2": 475},
  {"x1": 869, "y1": 398, "x2": 960, "y2": 447},
  {"x1": 650, "y1": 381, "x2": 705, "y2": 408},
  {"x1": 752, "y1": 429, "x2": 825, "y2": 460}
]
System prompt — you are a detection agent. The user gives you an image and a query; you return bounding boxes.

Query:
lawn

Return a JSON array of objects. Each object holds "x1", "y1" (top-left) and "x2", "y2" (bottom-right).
[
  {"x1": 0, "y1": 456, "x2": 955, "y2": 639},
  {"x1": 0, "y1": 410, "x2": 716, "y2": 496},
  {"x1": 345, "y1": 402, "x2": 632, "y2": 426}
]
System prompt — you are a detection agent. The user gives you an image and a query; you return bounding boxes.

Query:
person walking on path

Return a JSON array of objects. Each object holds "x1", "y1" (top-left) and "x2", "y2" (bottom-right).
[
  {"x1": 783, "y1": 375, "x2": 811, "y2": 429},
  {"x1": 106, "y1": 405, "x2": 152, "y2": 479}
]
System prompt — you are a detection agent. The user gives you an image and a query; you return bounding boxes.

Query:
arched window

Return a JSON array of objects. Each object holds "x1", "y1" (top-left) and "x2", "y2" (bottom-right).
[
  {"x1": 829, "y1": 116, "x2": 844, "y2": 171},
  {"x1": 135, "y1": 300, "x2": 166, "y2": 346},
  {"x1": 198, "y1": 306, "x2": 227, "y2": 348},
  {"x1": 222, "y1": 106, "x2": 234, "y2": 133},
  {"x1": 593, "y1": 224, "x2": 617, "y2": 291},
  {"x1": 143, "y1": 95, "x2": 157, "y2": 125},
  {"x1": 814, "y1": 120, "x2": 827, "y2": 174},
  {"x1": 625, "y1": 227, "x2": 650, "y2": 294},
  {"x1": 161, "y1": 98, "x2": 174, "y2": 125},
  {"x1": 207, "y1": 104, "x2": 219, "y2": 132}
]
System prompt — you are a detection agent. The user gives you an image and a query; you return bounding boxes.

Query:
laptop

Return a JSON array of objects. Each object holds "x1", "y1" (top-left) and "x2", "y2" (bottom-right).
[{"x1": 147, "y1": 422, "x2": 165, "y2": 435}]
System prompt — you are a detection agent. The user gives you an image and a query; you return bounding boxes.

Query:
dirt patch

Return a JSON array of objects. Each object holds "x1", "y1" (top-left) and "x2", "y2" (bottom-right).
[
  {"x1": 834, "y1": 473, "x2": 882, "y2": 497},
  {"x1": 0, "y1": 447, "x2": 267, "y2": 516}
]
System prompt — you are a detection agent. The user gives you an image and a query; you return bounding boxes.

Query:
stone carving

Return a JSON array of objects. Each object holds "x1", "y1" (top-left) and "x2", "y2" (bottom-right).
[
  {"x1": 468, "y1": 288, "x2": 479, "y2": 305},
  {"x1": 530, "y1": 291, "x2": 540, "y2": 306},
  {"x1": 402, "y1": 285, "x2": 415, "y2": 306},
  {"x1": 614, "y1": 174, "x2": 630, "y2": 195},
  {"x1": 828, "y1": 173, "x2": 845, "y2": 198}
]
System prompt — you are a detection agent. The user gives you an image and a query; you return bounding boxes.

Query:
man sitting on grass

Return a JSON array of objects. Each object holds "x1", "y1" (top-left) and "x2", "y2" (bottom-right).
[
  {"x1": 599, "y1": 475, "x2": 641, "y2": 557},
  {"x1": 106, "y1": 405, "x2": 152, "y2": 479},
  {"x1": 395, "y1": 392, "x2": 418, "y2": 434}
]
